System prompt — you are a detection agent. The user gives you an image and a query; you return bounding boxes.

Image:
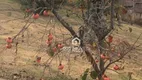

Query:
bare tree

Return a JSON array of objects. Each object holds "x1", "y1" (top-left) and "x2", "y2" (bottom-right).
[
  {"x1": 40, "y1": 0, "x2": 115, "y2": 79},
  {"x1": 11, "y1": 0, "x2": 141, "y2": 80}
]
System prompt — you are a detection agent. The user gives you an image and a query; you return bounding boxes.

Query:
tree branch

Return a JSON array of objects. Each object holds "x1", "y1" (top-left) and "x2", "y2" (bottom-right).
[
  {"x1": 103, "y1": 33, "x2": 142, "y2": 74},
  {"x1": 42, "y1": 0, "x2": 76, "y2": 36},
  {"x1": 52, "y1": 10, "x2": 76, "y2": 36},
  {"x1": 83, "y1": 47, "x2": 100, "y2": 73},
  {"x1": 110, "y1": 0, "x2": 114, "y2": 29}
]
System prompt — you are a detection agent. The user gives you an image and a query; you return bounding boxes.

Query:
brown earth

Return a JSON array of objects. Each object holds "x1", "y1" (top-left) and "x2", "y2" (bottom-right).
[{"x1": 0, "y1": 0, "x2": 142, "y2": 80}]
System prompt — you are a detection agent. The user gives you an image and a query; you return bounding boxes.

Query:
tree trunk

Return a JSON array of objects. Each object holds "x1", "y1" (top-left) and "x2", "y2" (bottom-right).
[{"x1": 41, "y1": 0, "x2": 114, "y2": 80}]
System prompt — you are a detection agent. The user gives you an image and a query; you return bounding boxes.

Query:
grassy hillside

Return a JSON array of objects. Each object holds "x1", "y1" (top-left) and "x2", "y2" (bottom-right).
[{"x1": 0, "y1": 0, "x2": 142, "y2": 80}]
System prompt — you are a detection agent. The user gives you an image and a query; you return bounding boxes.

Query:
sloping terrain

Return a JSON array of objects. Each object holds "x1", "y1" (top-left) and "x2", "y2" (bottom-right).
[{"x1": 0, "y1": 0, "x2": 142, "y2": 80}]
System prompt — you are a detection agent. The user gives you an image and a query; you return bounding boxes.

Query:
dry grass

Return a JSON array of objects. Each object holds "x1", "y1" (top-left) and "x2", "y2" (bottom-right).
[{"x1": 0, "y1": 0, "x2": 142, "y2": 80}]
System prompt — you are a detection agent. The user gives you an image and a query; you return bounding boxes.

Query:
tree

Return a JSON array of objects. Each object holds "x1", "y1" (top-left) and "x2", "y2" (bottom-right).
[
  {"x1": 11, "y1": 0, "x2": 141, "y2": 80},
  {"x1": 41, "y1": 0, "x2": 116, "y2": 79}
]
